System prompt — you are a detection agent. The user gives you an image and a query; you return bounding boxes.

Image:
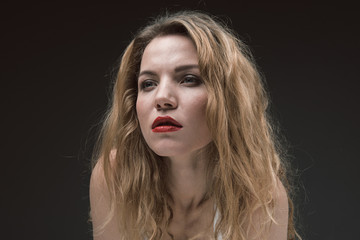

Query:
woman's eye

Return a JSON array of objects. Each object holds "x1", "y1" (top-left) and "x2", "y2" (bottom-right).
[
  {"x1": 140, "y1": 80, "x2": 156, "y2": 90},
  {"x1": 181, "y1": 75, "x2": 201, "y2": 85}
]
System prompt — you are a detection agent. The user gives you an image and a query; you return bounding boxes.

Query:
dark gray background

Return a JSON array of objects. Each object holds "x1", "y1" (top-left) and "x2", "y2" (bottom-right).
[{"x1": 2, "y1": 1, "x2": 359, "y2": 239}]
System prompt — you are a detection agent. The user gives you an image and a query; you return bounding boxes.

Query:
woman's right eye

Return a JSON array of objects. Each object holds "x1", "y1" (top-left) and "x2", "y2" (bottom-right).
[{"x1": 140, "y1": 80, "x2": 157, "y2": 90}]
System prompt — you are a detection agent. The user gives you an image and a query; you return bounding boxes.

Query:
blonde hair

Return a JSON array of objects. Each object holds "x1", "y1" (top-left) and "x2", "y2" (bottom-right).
[{"x1": 92, "y1": 11, "x2": 298, "y2": 239}]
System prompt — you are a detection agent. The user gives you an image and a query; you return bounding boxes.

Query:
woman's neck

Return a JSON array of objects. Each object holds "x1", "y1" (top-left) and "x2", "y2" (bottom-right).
[{"x1": 165, "y1": 152, "x2": 211, "y2": 212}]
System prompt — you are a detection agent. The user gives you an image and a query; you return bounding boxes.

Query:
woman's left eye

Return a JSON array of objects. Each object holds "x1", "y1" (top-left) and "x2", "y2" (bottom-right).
[{"x1": 181, "y1": 75, "x2": 201, "y2": 85}]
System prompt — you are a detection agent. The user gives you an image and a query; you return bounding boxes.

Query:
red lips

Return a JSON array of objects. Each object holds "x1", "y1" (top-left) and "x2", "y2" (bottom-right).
[{"x1": 152, "y1": 116, "x2": 183, "y2": 132}]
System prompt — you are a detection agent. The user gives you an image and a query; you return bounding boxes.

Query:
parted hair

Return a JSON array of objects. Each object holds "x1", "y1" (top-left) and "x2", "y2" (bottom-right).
[{"x1": 92, "y1": 10, "x2": 298, "y2": 240}]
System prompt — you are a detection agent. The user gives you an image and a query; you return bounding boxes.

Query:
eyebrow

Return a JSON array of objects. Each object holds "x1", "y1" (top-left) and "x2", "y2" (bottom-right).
[
  {"x1": 174, "y1": 64, "x2": 199, "y2": 72},
  {"x1": 138, "y1": 64, "x2": 200, "y2": 78},
  {"x1": 138, "y1": 70, "x2": 157, "y2": 78}
]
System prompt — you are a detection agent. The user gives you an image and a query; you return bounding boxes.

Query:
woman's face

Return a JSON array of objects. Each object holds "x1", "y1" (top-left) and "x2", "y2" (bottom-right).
[{"x1": 136, "y1": 35, "x2": 212, "y2": 158}]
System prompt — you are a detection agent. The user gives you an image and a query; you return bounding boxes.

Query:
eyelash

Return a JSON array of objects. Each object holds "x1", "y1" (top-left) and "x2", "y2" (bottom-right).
[
  {"x1": 139, "y1": 75, "x2": 202, "y2": 91},
  {"x1": 140, "y1": 80, "x2": 156, "y2": 90},
  {"x1": 181, "y1": 75, "x2": 201, "y2": 85}
]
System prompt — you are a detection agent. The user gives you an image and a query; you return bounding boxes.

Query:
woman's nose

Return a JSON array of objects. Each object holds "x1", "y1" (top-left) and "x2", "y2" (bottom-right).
[{"x1": 154, "y1": 79, "x2": 177, "y2": 110}]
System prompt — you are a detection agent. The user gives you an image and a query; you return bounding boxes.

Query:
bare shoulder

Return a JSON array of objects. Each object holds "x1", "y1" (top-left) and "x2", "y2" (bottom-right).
[
  {"x1": 90, "y1": 159, "x2": 106, "y2": 192},
  {"x1": 273, "y1": 178, "x2": 289, "y2": 212},
  {"x1": 90, "y1": 149, "x2": 117, "y2": 193},
  {"x1": 267, "y1": 178, "x2": 289, "y2": 240},
  {"x1": 90, "y1": 158, "x2": 109, "y2": 207},
  {"x1": 90, "y1": 151, "x2": 122, "y2": 240},
  {"x1": 268, "y1": 178, "x2": 289, "y2": 239},
  {"x1": 89, "y1": 160, "x2": 110, "y2": 239},
  {"x1": 248, "y1": 178, "x2": 289, "y2": 240}
]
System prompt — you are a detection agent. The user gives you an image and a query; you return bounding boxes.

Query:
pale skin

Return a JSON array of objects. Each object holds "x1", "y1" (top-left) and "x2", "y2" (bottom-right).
[
  {"x1": 90, "y1": 35, "x2": 289, "y2": 240},
  {"x1": 136, "y1": 35, "x2": 213, "y2": 238}
]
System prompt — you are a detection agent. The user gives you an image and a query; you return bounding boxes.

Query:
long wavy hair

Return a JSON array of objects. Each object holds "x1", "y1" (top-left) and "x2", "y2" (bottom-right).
[{"x1": 92, "y1": 11, "x2": 298, "y2": 240}]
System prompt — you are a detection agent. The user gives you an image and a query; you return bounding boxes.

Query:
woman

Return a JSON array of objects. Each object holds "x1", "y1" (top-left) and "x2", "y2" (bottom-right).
[{"x1": 90, "y1": 11, "x2": 298, "y2": 240}]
